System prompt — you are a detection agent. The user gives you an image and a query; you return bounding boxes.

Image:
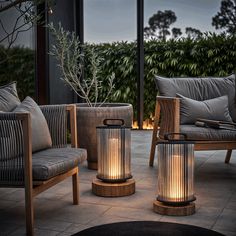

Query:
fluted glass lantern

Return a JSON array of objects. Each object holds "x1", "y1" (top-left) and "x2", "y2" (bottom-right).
[
  {"x1": 92, "y1": 119, "x2": 135, "y2": 197},
  {"x1": 97, "y1": 119, "x2": 131, "y2": 182},
  {"x1": 153, "y1": 133, "x2": 196, "y2": 216}
]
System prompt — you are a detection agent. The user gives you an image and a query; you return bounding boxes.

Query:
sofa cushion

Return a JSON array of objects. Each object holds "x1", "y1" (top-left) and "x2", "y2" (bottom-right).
[
  {"x1": 180, "y1": 125, "x2": 236, "y2": 141},
  {"x1": 13, "y1": 96, "x2": 52, "y2": 152},
  {"x1": 32, "y1": 148, "x2": 87, "y2": 180},
  {"x1": 155, "y1": 75, "x2": 236, "y2": 121},
  {"x1": 177, "y1": 94, "x2": 233, "y2": 124},
  {"x1": 0, "y1": 82, "x2": 20, "y2": 111}
]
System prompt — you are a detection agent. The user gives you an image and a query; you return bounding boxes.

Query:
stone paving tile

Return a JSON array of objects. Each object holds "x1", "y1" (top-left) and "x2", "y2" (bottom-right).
[
  {"x1": 212, "y1": 228, "x2": 236, "y2": 236},
  {"x1": 9, "y1": 227, "x2": 72, "y2": 236},
  {"x1": 212, "y1": 208, "x2": 236, "y2": 233},
  {"x1": 34, "y1": 219, "x2": 72, "y2": 232},
  {"x1": 0, "y1": 131, "x2": 235, "y2": 235},
  {"x1": 8, "y1": 226, "x2": 26, "y2": 236},
  {"x1": 0, "y1": 222, "x2": 20, "y2": 235},
  {"x1": 56, "y1": 232, "x2": 71, "y2": 236},
  {"x1": 63, "y1": 223, "x2": 92, "y2": 234},
  {"x1": 136, "y1": 176, "x2": 157, "y2": 189},
  {"x1": 225, "y1": 199, "x2": 236, "y2": 211},
  {"x1": 88, "y1": 215, "x2": 137, "y2": 227},
  {"x1": 35, "y1": 192, "x2": 66, "y2": 201},
  {"x1": 195, "y1": 195, "x2": 231, "y2": 209},
  {"x1": 160, "y1": 206, "x2": 222, "y2": 229},
  {"x1": 0, "y1": 206, "x2": 26, "y2": 226},
  {"x1": 104, "y1": 206, "x2": 162, "y2": 221},
  {"x1": 50, "y1": 203, "x2": 111, "y2": 225},
  {"x1": 34, "y1": 228, "x2": 61, "y2": 236},
  {"x1": 0, "y1": 199, "x2": 19, "y2": 210},
  {"x1": 33, "y1": 198, "x2": 73, "y2": 216},
  {"x1": 62, "y1": 183, "x2": 102, "y2": 205},
  {"x1": 0, "y1": 188, "x2": 18, "y2": 198},
  {"x1": 97, "y1": 189, "x2": 155, "y2": 210},
  {"x1": 0, "y1": 189, "x2": 25, "y2": 201}
]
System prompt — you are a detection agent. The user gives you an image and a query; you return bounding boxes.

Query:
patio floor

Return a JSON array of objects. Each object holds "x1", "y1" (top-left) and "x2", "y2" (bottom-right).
[{"x1": 0, "y1": 131, "x2": 236, "y2": 236}]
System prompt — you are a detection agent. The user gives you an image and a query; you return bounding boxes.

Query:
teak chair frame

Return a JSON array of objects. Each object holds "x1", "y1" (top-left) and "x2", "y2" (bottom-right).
[
  {"x1": 0, "y1": 104, "x2": 79, "y2": 236},
  {"x1": 149, "y1": 96, "x2": 236, "y2": 167}
]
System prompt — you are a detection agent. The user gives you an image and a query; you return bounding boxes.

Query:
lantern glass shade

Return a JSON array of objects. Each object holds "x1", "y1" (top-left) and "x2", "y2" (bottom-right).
[
  {"x1": 96, "y1": 126, "x2": 131, "y2": 183},
  {"x1": 157, "y1": 141, "x2": 195, "y2": 205}
]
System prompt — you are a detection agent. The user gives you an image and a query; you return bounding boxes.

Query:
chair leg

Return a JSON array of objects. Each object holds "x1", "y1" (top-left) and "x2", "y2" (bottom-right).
[
  {"x1": 149, "y1": 102, "x2": 161, "y2": 167},
  {"x1": 225, "y1": 150, "x2": 232, "y2": 164},
  {"x1": 25, "y1": 187, "x2": 34, "y2": 236},
  {"x1": 72, "y1": 167, "x2": 79, "y2": 205}
]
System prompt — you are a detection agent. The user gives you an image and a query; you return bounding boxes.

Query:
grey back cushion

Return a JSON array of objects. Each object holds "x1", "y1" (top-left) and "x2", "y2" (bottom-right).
[
  {"x1": 155, "y1": 75, "x2": 236, "y2": 121},
  {"x1": 0, "y1": 82, "x2": 21, "y2": 111},
  {"x1": 177, "y1": 94, "x2": 233, "y2": 124},
  {"x1": 13, "y1": 96, "x2": 52, "y2": 152}
]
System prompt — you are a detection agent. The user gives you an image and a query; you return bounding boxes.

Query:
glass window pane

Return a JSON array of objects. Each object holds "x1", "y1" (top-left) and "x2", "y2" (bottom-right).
[
  {"x1": 144, "y1": 0, "x2": 222, "y2": 40},
  {"x1": 84, "y1": 0, "x2": 136, "y2": 43},
  {"x1": 0, "y1": 2, "x2": 35, "y2": 100},
  {"x1": 143, "y1": 0, "x2": 230, "y2": 128},
  {"x1": 84, "y1": 0, "x2": 138, "y2": 124}
]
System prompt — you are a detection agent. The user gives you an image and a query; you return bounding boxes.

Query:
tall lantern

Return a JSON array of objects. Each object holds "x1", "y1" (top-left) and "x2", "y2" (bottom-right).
[
  {"x1": 153, "y1": 133, "x2": 196, "y2": 216},
  {"x1": 92, "y1": 119, "x2": 135, "y2": 197}
]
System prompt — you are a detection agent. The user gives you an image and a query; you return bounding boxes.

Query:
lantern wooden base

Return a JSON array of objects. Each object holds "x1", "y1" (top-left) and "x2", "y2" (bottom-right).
[
  {"x1": 92, "y1": 178, "x2": 135, "y2": 197},
  {"x1": 153, "y1": 200, "x2": 195, "y2": 216}
]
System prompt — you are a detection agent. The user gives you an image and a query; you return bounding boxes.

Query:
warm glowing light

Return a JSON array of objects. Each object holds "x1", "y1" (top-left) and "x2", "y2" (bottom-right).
[
  {"x1": 132, "y1": 121, "x2": 139, "y2": 129},
  {"x1": 132, "y1": 119, "x2": 154, "y2": 129},
  {"x1": 142, "y1": 119, "x2": 154, "y2": 129},
  {"x1": 97, "y1": 124, "x2": 132, "y2": 183},
  {"x1": 157, "y1": 142, "x2": 195, "y2": 204},
  {"x1": 106, "y1": 138, "x2": 121, "y2": 179},
  {"x1": 167, "y1": 155, "x2": 184, "y2": 201}
]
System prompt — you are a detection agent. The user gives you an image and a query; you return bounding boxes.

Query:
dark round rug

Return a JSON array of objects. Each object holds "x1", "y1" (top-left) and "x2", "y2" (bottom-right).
[{"x1": 72, "y1": 221, "x2": 225, "y2": 236}]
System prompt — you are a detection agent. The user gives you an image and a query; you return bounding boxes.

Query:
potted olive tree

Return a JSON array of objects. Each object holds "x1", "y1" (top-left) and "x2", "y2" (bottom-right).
[{"x1": 49, "y1": 23, "x2": 133, "y2": 169}]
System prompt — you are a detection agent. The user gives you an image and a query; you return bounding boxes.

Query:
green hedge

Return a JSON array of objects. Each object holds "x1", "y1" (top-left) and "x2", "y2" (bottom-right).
[
  {"x1": 88, "y1": 34, "x2": 236, "y2": 119},
  {"x1": 1, "y1": 34, "x2": 236, "y2": 119},
  {"x1": 0, "y1": 46, "x2": 35, "y2": 100}
]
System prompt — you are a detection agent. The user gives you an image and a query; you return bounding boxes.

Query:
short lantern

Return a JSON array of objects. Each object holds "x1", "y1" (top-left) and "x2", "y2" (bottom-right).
[
  {"x1": 153, "y1": 133, "x2": 196, "y2": 216},
  {"x1": 92, "y1": 119, "x2": 135, "y2": 197}
]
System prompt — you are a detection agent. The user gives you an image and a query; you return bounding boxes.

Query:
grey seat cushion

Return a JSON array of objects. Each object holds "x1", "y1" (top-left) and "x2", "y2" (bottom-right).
[
  {"x1": 155, "y1": 75, "x2": 236, "y2": 121},
  {"x1": 180, "y1": 125, "x2": 236, "y2": 141},
  {"x1": 0, "y1": 82, "x2": 20, "y2": 111},
  {"x1": 13, "y1": 96, "x2": 52, "y2": 152},
  {"x1": 32, "y1": 148, "x2": 87, "y2": 180}
]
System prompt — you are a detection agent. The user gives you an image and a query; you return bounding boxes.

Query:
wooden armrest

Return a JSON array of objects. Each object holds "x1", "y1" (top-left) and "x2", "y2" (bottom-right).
[
  {"x1": 66, "y1": 104, "x2": 77, "y2": 148},
  {"x1": 156, "y1": 96, "x2": 180, "y2": 139},
  {"x1": 149, "y1": 96, "x2": 180, "y2": 166}
]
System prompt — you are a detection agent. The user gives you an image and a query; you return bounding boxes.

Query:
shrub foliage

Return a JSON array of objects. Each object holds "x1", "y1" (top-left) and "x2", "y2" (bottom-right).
[
  {"x1": 1, "y1": 34, "x2": 235, "y2": 118},
  {"x1": 0, "y1": 46, "x2": 35, "y2": 100},
  {"x1": 87, "y1": 34, "x2": 236, "y2": 119}
]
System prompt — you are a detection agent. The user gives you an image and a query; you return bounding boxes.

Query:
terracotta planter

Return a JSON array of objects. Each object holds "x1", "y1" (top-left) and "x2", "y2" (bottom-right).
[{"x1": 76, "y1": 103, "x2": 133, "y2": 170}]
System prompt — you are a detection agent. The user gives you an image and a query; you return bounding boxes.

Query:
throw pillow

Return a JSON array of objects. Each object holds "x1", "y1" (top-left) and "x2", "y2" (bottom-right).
[
  {"x1": 0, "y1": 82, "x2": 21, "y2": 111},
  {"x1": 13, "y1": 96, "x2": 52, "y2": 152},
  {"x1": 176, "y1": 94, "x2": 233, "y2": 125}
]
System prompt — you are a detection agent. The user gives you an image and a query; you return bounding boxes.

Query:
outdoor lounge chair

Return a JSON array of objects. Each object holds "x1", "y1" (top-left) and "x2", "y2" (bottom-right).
[
  {"x1": 0, "y1": 100, "x2": 87, "y2": 235},
  {"x1": 149, "y1": 75, "x2": 236, "y2": 166}
]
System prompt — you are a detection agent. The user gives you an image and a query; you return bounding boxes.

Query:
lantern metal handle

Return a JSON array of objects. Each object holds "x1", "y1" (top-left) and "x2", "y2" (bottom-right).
[
  {"x1": 164, "y1": 133, "x2": 187, "y2": 141},
  {"x1": 103, "y1": 119, "x2": 125, "y2": 126}
]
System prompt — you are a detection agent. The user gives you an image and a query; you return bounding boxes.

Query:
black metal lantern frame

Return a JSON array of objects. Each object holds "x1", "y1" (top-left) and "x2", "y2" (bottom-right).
[
  {"x1": 96, "y1": 119, "x2": 132, "y2": 183},
  {"x1": 153, "y1": 133, "x2": 196, "y2": 216},
  {"x1": 157, "y1": 133, "x2": 195, "y2": 205}
]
